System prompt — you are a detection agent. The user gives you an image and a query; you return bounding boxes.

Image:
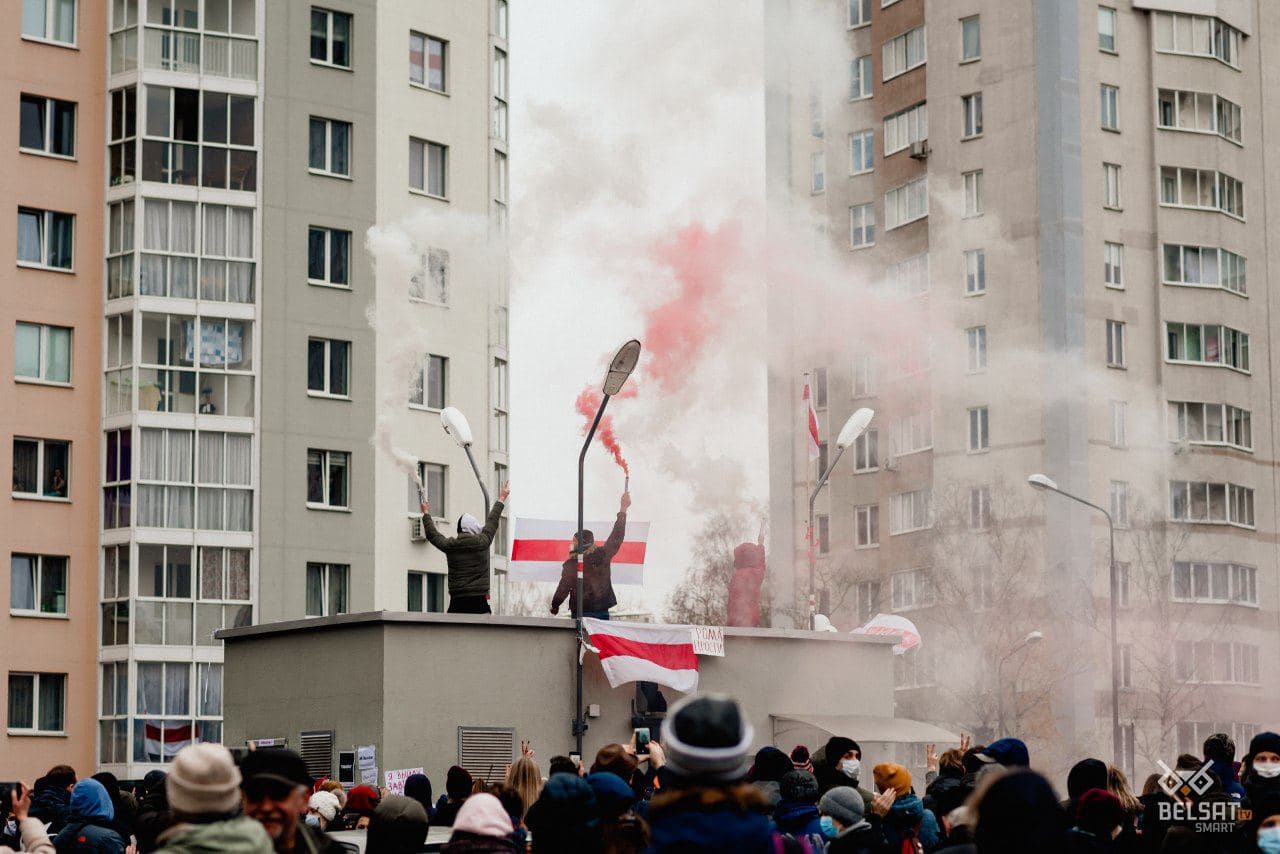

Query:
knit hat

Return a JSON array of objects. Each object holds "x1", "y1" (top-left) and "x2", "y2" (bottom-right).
[
  {"x1": 660, "y1": 693, "x2": 754, "y2": 783},
  {"x1": 70, "y1": 779, "x2": 115, "y2": 821},
  {"x1": 458, "y1": 513, "x2": 483, "y2": 535},
  {"x1": 453, "y1": 792, "x2": 515, "y2": 838},
  {"x1": 166, "y1": 743, "x2": 242, "y2": 815},
  {"x1": 790, "y1": 745, "x2": 813, "y2": 772},
  {"x1": 1247, "y1": 732, "x2": 1280, "y2": 765},
  {"x1": 748, "y1": 747, "x2": 794, "y2": 784},
  {"x1": 1076, "y1": 788, "x2": 1125, "y2": 836},
  {"x1": 819, "y1": 786, "x2": 866, "y2": 828},
  {"x1": 586, "y1": 772, "x2": 635, "y2": 820},
  {"x1": 873, "y1": 763, "x2": 912, "y2": 797},
  {"x1": 445, "y1": 766, "x2": 473, "y2": 800},
  {"x1": 976, "y1": 738, "x2": 1030, "y2": 768},
  {"x1": 345, "y1": 785, "x2": 380, "y2": 816},
  {"x1": 524, "y1": 774, "x2": 598, "y2": 832},
  {"x1": 142, "y1": 770, "x2": 168, "y2": 797},
  {"x1": 366, "y1": 795, "x2": 429, "y2": 852},
  {"x1": 308, "y1": 790, "x2": 340, "y2": 822},
  {"x1": 402, "y1": 774, "x2": 433, "y2": 816},
  {"x1": 1066, "y1": 759, "x2": 1108, "y2": 804},
  {"x1": 824, "y1": 737, "x2": 860, "y2": 763},
  {"x1": 781, "y1": 770, "x2": 820, "y2": 803}
]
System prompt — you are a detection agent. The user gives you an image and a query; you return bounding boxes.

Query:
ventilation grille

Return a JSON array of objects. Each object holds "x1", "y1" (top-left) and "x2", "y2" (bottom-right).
[
  {"x1": 299, "y1": 730, "x2": 335, "y2": 781},
  {"x1": 457, "y1": 726, "x2": 515, "y2": 782}
]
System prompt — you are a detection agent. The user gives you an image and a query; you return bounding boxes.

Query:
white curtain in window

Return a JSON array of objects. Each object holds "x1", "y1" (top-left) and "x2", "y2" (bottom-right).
[
  {"x1": 137, "y1": 662, "x2": 163, "y2": 715},
  {"x1": 46, "y1": 326, "x2": 71, "y2": 382},
  {"x1": 140, "y1": 428, "x2": 165, "y2": 479},
  {"x1": 168, "y1": 429, "x2": 193, "y2": 482},
  {"x1": 227, "y1": 489, "x2": 252, "y2": 531},
  {"x1": 227, "y1": 261, "x2": 253, "y2": 302},
  {"x1": 144, "y1": 200, "x2": 168, "y2": 250},
  {"x1": 165, "y1": 662, "x2": 190, "y2": 715},
  {"x1": 198, "y1": 487, "x2": 224, "y2": 530},
  {"x1": 171, "y1": 202, "x2": 196, "y2": 253},
  {"x1": 10, "y1": 555, "x2": 35, "y2": 610},
  {"x1": 198, "y1": 663, "x2": 223, "y2": 716},
  {"x1": 168, "y1": 485, "x2": 194, "y2": 528},
  {"x1": 171, "y1": 256, "x2": 196, "y2": 299},
  {"x1": 229, "y1": 207, "x2": 252, "y2": 258},
  {"x1": 198, "y1": 431, "x2": 224, "y2": 483},
  {"x1": 137, "y1": 484, "x2": 165, "y2": 526},
  {"x1": 203, "y1": 204, "x2": 227, "y2": 257},
  {"x1": 140, "y1": 254, "x2": 166, "y2": 296},
  {"x1": 226, "y1": 433, "x2": 250, "y2": 485},
  {"x1": 166, "y1": 602, "x2": 193, "y2": 645},
  {"x1": 201, "y1": 259, "x2": 226, "y2": 301}
]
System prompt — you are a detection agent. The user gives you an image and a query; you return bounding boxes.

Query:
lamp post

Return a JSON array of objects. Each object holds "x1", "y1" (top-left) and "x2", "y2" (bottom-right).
[
  {"x1": 1028, "y1": 472, "x2": 1120, "y2": 767},
  {"x1": 808, "y1": 407, "x2": 874, "y2": 630},
  {"x1": 995, "y1": 630, "x2": 1043, "y2": 737},
  {"x1": 573, "y1": 339, "x2": 642, "y2": 756},
  {"x1": 440, "y1": 407, "x2": 490, "y2": 513}
]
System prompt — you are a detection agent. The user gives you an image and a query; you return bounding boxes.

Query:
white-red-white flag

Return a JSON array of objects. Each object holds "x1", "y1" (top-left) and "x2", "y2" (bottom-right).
[
  {"x1": 509, "y1": 518, "x2": 649, "y2": 584},
  {"x1": 851, "y1": 613, "x2": 922, "y2": 655},
  {"x1": 144, "y1": 720, "x2": 197, "y2": 760},
  {"x1": 803, "y1": 383, "x2": 820, "y2": 461},
  {"x1": 583, "y1": 619, "x2": 699, "y2": 693}
]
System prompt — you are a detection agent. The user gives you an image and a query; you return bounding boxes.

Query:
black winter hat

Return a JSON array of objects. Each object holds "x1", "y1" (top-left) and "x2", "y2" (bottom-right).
[
  {"x1": 1247, "y1": 732, "x2": 1280, "y2": 764},
  {"x1": 660, "y1": 693, "x2": 754, "y2": 783},
  {"x1": 824, "y1": 737, "x2": 860, "y2": 761},
  {"x1": 748, "y1": 747, "x2": 794, "y2": 784},
  {"x1": 446, "y1": 765, "x2": 473, "y2": 800},
  {"x1": 1066, "y1": 759, "x2": 1108, "y2": 804},
  {"x1": 781, "y1": 770, "x2": 820, "y2": 804}
]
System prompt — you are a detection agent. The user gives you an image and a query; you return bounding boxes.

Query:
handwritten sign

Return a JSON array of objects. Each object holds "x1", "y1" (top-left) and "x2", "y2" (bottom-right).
[
  {"x1": 357, "y1": 745, "x2": 376, "y2": 768},
  {"x1": 692, "y1": 625, "x2": 725, "y2": 657},
  {"x1": 385, "y1": 768, "x2": 424, "y2": 795}
]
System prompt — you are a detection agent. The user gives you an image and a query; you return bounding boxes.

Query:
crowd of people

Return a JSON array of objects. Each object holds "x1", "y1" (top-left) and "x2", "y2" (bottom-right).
[{"x1": 5, "y1": 694, "x2": 1280, "y2": 853}]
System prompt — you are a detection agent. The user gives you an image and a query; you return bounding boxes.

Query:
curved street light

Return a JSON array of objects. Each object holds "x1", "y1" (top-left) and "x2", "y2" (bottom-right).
[{"x1": 808, "y1": 407, "x2": 875, "y2": 629}]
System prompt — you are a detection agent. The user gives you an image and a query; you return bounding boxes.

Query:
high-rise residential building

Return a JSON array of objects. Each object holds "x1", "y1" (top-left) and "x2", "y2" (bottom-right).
[
  {"x1": 2, "y1": 0, "x2": 509, "y2": 780},
  {"x1": 766, "y1": 0, "x2": 1279, "y2": 772}
]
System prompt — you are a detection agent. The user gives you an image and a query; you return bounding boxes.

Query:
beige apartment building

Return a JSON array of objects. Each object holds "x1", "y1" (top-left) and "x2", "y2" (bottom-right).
[{"x1": 766, "y1": 0, "x2": 1280, "y2": 774}]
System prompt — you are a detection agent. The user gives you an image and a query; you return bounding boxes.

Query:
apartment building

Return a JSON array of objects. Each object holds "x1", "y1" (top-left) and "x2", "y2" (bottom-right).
[
  {"x1": 765, "y1": 0, "x2": 1280, "y2": 772},
  {"x1": 3, "y1": 0, "x2": 509, "y2": 780}
]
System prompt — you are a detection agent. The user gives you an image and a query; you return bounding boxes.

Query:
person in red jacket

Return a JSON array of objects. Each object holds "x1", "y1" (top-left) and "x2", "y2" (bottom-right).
[{"x1": 726, "y1": 524, "x2": 766, "y2": 627}]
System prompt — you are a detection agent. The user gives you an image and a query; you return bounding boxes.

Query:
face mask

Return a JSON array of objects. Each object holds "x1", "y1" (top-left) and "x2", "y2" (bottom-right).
[
  {"x1": 840, "y1": 758, "x2": 861, "y2": 780},
  {"x1": 1258, "y1": 827, "x2": 1280, "y2": 854},
  {"x1": 819, "y1": 816, "x2": 839, "y2": 839},
  {"x1": 1256, "y1": 763, "x2": 1280, "y2": 779},
  {"x1": 304, "y1": 814, "x2": 320, "y2": 828}
]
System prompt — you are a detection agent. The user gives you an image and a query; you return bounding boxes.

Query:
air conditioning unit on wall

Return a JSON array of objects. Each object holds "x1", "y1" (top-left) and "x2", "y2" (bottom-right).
[
  {"x1": 909, "y1": 140, "x2": 929, "y2": 160},
  {"x1": 410, "y1": 517, "x2": 427, "y2": 541}
]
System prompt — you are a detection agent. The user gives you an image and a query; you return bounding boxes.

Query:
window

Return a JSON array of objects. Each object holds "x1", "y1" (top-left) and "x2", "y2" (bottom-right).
[
  {"x1": 889, "y1": 489, "x2": 931, "y2": 535},
  {"x1": 1098, "y1": 6, "x2": 1116, "y2": 52},
  {"x1": 965, "y1": 248, "x2": 986, "y2": 295},
  {"x1": 890, "y1": 568, "x2": 933, "y2": 610},
  {"x1": 306, "y1": 449, "x2": 349, "y2": 509},
  {"x1": 969, "y1": 486, "x2": 990, "y2": 529},
  {"x1": 850, "y1": 55, "x2": 872, "y2": 100},
  {"x1": 137, "y1": 312, "x2": 255, "y2": 416},
  {"x1": 883, "y1": 25, "x2": 926, "y2": 81},
  {"x1": 12, "y1": 438, "x2": 69, "y2": 499},
  {"x1": 492, "y1": 357, "x2": 509, "y2": 454},
  {"x1": 307, "y1": 226, "x2": 350, "y2": 288},
  {"x1": 409, "y1": 137, "x2": 448, "y2": 198},
  {"x1": 1104, "y1": 242, "x2": 1123, "y2": 288},
  {"x1": 856, "y1": 581, "x2": 881, "y2": 623},
  {"x1": 1172, "y1": 561, "x2": 1258, "y2": 606},
  {"x1": 21, "y1": 0, "x2": 76, "y2": 45},
  {"x1": 1118, "y1": 644, "x2": 1132, "y2": 688},
  {"x1": 854, "y1": 504, "x2": 878, "y2": 548},
  {"x1": 412, "y1": 461, "x2": 447, "y2": 518},
  {"x1": 198, "y1": 203, "x2": 255, "y2": 303},
  {"x1": 99, "y1": 661, "x2": 128, "y2": 763},
  {"x1": 7, "y1": 672, "x2": 65, "y2": 733},
  {"x1": 850, "y1": 203, "x2": 875, "y2": 248},
  {"x1": 848, "y1": 0, "x2": 870, "y2": 28},
  {"x1": 968, "y1": 406, "x2": 989, "y2": 452},
  {"x1": 1159, "y1": 167, "x2": 1243, "y2": 218},
  {"x1": 493, "y1": 0, "x2": 508, "y2": 38},
  {"x1": 1155, "y1": 89, "x2": 1241, "y2": 143},
  {"x1": 1174, "y1": 641, "x2": 1259, "y2": 684},
  {"x1": 308, "y1": 117, "x2": 350, "y2": 177},
  {"x1": 961, "y1": 16, "x2": 981, "y2": 61},
  {"x1": 138, "y1": 199, "x2": 197, "y2": 297},
  {"x1": 962, "y1": 93, "x2": 983, "y2": 138},
  {"x1": 1153, "y1": 12, "x2": 1241, "y2": 67},
  {"x1": 1162, "y1": 244, "x2": 1246, "y2": 295},
  {"x1": 10, "y1": 554, "x2": 67, "y2": 615},
  {"x1": 895, "y1": 338, "x2": 930, "y2": 376},
  {"x1": 963, "y1": 170, "x2": 983, "y2": 217},
  {"x1": 109, "y1": 87, "x2": 137, "y2": 186},
  {"x1": 141, "y1": 86, "x2": 256, "y2": 190},
  {"x1": 889, "y1": 412, "x2": 931, "y2": 455},
  {"x1": 102, "y1": 430, "x2": 132, "y2": 529},
  {"x1": 106, "y1": 200, "x2": 136, "y2": 300},
  {"x1": 853, "y1": 430, "x2": 878, "y2": 471},
  {"x1": 1100, "y1": 84, "x2": 1119, "y2": 131},
  {"x1": 886, "y1": 253, "x2": 929, "y2": 297},
  {"x1": 1168, "y1": 401, "x2": 1252, "y2": 451},
  {"x1": 816, "y1": 514, "x2": 830, "y2": 554},
  {"x1": 407, "y1": 571, "x2": 445, "y2": 613},
  {"x1": 894, "y1": 647, "x2": 934, "y2": 689},
  {"x1": 1103, "y1": 163, "x2": 1121, "y2": 209},
  {"x1": 966, "y1": 326, "x2": 987, "y2": 372},
  {"x1": 817, "y1": 441, "x2": 829, "y2": 477},
  {"x1": 410, "y1": 354, "x2": 447, "y2": 410},
  {"x1": 885, "y1": 176, "x2": 928, "y2": 230},
  {"x1": 853, "y1": 355, "x2": 875, "y2": 398},
  {"x1": 1169, "y1": 481, "x2": 1254, "y2": 527},
  {"x1": 410, "y1": 247, "x2": 448, "y2": 303},
  {"x1": 810, "y1": 152, "x2": 825, "y2": 193},
  {"x1": 1110, "y1": 401, "x2": 1127, "y2": 448},
  {"x1": 310, "y1": 8, "x2": 351, "y2": 68},
  {"x1": 305, "y1": 563, "x2": 348, "y2": 617},
  {"x1": 1165, "y1": 322, "x2": 1250, "y2": 372},
  {"x1": 492, "y1": 47, "x2": 508, "y2": 141},
  {"x1": 812, "y1": 368, "x2": 828, "y2": 409},
  {"x1": 408, "y1": 31, "x2": 446, "y2": 92},
  {"x1": 849, "y1": 130, "x2": 874, "y2": 175},
  {"x1": 15, "y1": 323, "x2": 71, "y2": 384},
  {"x1": 19, "y1": 94, "x2": 75, "y2": 157},
  {"x1": 494, "y1": 149, "x2": 508, "y2": 205},
  {"x1": 307, "y1": 339, "x2": 350, "y2": 398},
  {"x1": 1116, "y1": 562, "x2": 1130, "y2": 608},
  {"x1": 884, "y1": 102, "x2": 927, "y2": 155},
  {"x1": 1106, "y1": 319, "x2": 1125, "y2": 368},
  {"x1": 1110, "y1": 481, "x2": 1129, "y2": 528},
  {"x1": 17, "y1": 207, "x2": 73, "y2": 271},
  {"x1": 809, "y1": 84, "x2": 824, "y2": 138},
  {"x1": 198, "y1": 91, "x2": 257, "y2": 190}
]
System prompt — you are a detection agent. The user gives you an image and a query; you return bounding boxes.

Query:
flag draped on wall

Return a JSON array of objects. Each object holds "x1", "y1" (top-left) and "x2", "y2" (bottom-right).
[{"x1": 583, "y1": 619, "x2": 699, "y2": 693}]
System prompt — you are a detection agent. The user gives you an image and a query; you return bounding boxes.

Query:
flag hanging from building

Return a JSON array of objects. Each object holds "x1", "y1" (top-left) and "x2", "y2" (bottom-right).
[
  {"x1": 509, "y1": 518, "x2": 650, "y2": 584},
  {"x1": 583, "y1": 618, "x2": 699, "y2": 693},
  {"x1": 143, "y1": 720, "x2": 197, "y2": 760},
  {"x1": 803, "y1": 382, "x2": 820, "y2": 461},
  {"x1": 852, "y1": 613, "x2": 922, "y2": 655}
]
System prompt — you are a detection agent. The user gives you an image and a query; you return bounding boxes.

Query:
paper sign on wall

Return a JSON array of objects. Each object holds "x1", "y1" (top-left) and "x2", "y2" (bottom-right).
[
  {"x1": 692, "y1": 626, "x2": 725, "y2": 657},
  {"x1": 357, "y1": 745, "x2": 376, "y2": 768},
  {"x1": 360, "y1": 767, "x2": 379, "y2": 786},
  {"x1": 384, "y1": 768, "x2": 424, "y2": 795}
]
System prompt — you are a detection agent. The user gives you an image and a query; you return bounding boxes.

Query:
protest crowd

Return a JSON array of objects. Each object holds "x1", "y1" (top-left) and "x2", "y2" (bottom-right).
[{"x1": 5, "y1": 694, "x2": 1280, "y2": 854}]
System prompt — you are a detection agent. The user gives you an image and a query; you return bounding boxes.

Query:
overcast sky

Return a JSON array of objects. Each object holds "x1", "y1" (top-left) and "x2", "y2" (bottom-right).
[{"x1": 508, "y1": 2, "x2": 769, "y2": 612}]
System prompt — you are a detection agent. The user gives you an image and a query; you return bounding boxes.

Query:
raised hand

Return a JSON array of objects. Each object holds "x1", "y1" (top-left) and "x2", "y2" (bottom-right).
[
  {"x1": 620, "y1": 492, "x2": 632, "y2": 512},
  {"x1": 499, "y1": 481, "x2": 510, "y2": 502},
  {"x1": 520, "y1": 739, "x2": 534, "y2": 759},
  {"x1": 420, "y1": 499, "x2": 431, "y2": 517},
  {"x1": 872, "y1": 788, "x2": 897, "y2": 817},
  {"x1": 926, "y1": 743, "x2": 938, "y2": 772},
  {"x1": 960, "y1": 733, "x2": 972, "y2": 753}
]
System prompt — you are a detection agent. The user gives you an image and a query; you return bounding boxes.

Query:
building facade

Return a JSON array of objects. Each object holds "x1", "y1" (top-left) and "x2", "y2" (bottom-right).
[
  {"x1": 766, "y1": 0, "x2": 1280, "y2": 773},
  {"x1": 3, "y1": 0, "x2": 509, "y2": 780}
]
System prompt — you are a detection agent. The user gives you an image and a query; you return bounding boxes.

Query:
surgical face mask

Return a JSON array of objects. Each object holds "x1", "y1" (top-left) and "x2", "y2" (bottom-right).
[
  {"x1": 819, "y1": 816, "x2": 839, "y2": 839},
  {"x1": 1257, "y1": 826, "x2": 1280, "y2": 854},
  {"x1": 304, "y1": 814, "x2": 321, "y2": 828},
  {"x1": 1256, "y1": 762, "x2": 1280, "y2": 779},
  {"x1": 840, "y1": 758, "x2": 861, "y2": 780}
]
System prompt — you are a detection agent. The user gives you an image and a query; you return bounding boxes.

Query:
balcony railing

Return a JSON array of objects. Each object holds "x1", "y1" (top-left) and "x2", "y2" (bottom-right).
[{"x1": 141, "y1": 27, "x2": 258, "y2": 81}]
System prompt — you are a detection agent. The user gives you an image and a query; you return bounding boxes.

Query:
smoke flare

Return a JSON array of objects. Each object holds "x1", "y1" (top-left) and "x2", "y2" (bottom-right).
[{"x1": 575, "y1": 385, "x2": 633, "y2": 476}]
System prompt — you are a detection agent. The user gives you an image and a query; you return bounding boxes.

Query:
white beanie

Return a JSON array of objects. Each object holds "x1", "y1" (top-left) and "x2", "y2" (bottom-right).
[
  {"x1": 167, "y1": 743, "x2": 242, "y2": 815},
  {"x1": 309, "y1": 790, "x2": 340, "y2": 822}
]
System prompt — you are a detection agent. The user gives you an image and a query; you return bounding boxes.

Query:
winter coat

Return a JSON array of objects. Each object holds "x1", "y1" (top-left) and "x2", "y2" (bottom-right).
[
  {"x1": 924, "y1": 773, "x2": 967, "y2": 820},
  {"x1": 754, "y1": 781, "x2": 782, "y2": 810},
  {"x1": 726, "y1": 543, "x2": 766, "y2": 627},
  {"x1": 645, "y1": 783, "x2": 781, "y2": 853},
  {"x1": 442, "y1": 831, "x2": 520, "y2": 854},
  {"x1": 422, "y1": 501, "x2": 505, "y2": 598},
  {"x1": 827, "y1": 822, "x2": 883, "y2": 854},
  {"x1": 18, "y1": 817, "x2": 57, "y2": 854},
  {"x1": 52, "y1": 819, "x2": 127, "y2": 854},
  {"x1": 434, "y1": 797, "x2": 464, "y2": 828},
  {"x1": 154, "y1": 818, "x2": 273, "y2": 854},
  {"x1": 552, "y1": 512, "x2": 627, "y2": 616},
  {"x1": 29, "y1": 786, "x2": 72, "y2": 834},
  {"x1": 134, "y1": 790, "x2": 172, "y2": 853},
  {"x1": 880, "y1": 793, "x2": 940, "y2": 853},
  {"x1": 773, "y1": 800, "x2": 824, "y2": 838}
]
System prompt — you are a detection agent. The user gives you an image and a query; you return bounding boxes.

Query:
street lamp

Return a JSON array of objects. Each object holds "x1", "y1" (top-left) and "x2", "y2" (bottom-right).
[
  {"x1": 573, "y1": 339, "x2": 642, "y2": 756},
  {"x1": 1027, "y1": 472, "x2": 1121, "y2": 767},
  {"x1": 440, "y1": 407, "x2": 490, "y2": 513},
  {"x1": 808, "y1": 407, "x2": 874, "y2": 630},
  {"x1": 995, "y1": 630, "x2": 1043, "y2": 737}
]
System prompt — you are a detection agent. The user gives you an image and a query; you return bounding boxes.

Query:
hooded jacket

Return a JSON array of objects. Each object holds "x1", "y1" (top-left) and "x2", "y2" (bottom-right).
[
  {"x1": 880, "y1": 793, "x2": 940, "y2": 853},
  {"x1": 53, "y1": 780, "x2": 127, "y2": 854},
  {"x1": 645, "y1": 783, "x2": 779, "y2": 854},
  {"x1": 154, "y1": 817, "x2": 273, "y2": 854},
  {"x1": 726, "y1": 542, "x2": 766, "y2": 627},
  {"x1": 30, "y1": 783, "x2": 72, "y2": 833},
  {"x1": 421, "y1": 500, "x2": 505, "y2": 598},
  {"x1": 552, "y1": 512, "x2": 627, "y2": 616},
  {"x1": 524, "y1": 774, "x2": 602, "y2": 853}
]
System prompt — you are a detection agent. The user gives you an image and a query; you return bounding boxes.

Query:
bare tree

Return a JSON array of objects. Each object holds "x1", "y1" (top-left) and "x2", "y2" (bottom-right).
[{"x1": 665, "y1": 509, "x2": 772, "y2": 626}]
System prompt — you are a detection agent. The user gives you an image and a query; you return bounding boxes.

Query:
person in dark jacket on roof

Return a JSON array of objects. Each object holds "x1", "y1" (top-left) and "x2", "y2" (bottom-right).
[
  {"x1": 551, "y1": 490, "x2": 630, "y2": 619},
  {"x1": 420, "y1": 482, "x2": 509, "y2": 614}
]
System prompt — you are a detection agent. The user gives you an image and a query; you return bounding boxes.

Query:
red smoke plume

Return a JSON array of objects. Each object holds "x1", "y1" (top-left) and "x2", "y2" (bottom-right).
[{"x1": 575, "y1": 385, "x2": 634, "y2": 476}]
